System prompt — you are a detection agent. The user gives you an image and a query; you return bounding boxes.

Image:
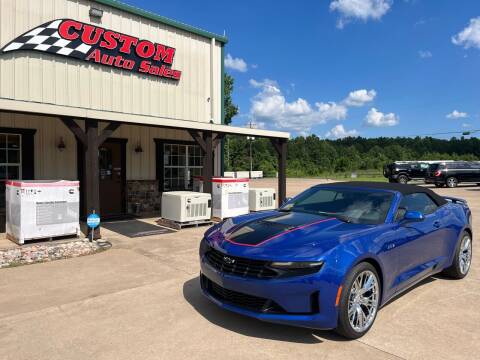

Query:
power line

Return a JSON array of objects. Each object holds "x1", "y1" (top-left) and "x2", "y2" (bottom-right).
[{"x1": 402, "y1": 129, "x2": 480, "y2": 137}]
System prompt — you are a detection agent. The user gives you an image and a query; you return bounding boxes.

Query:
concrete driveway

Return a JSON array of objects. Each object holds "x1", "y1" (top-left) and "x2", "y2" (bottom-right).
[{"x1": 0, "y1": 179, "x2": 478, "y2": 360}]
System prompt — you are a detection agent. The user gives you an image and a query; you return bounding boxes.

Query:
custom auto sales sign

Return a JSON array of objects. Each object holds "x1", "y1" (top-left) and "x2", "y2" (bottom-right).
[{"x1": 1, "y1": 19, "x2": 182, "y2": 81}]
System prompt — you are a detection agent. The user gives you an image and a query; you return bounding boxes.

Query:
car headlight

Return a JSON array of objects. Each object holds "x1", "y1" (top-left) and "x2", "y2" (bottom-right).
[{"x1": 270, "y1": 261, "x2": 324, "y2": 270}]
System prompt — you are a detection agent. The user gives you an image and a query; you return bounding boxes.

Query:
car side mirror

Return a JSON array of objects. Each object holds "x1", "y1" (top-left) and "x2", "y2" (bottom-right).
[{"x1": 403, "y1": 210, "x2": 425, "y2": 222}]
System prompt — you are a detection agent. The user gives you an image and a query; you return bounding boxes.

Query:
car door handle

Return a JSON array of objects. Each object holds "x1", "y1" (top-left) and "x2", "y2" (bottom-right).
[{"x1": 433, "y1": 221, "x2": 440, "y2": 228}]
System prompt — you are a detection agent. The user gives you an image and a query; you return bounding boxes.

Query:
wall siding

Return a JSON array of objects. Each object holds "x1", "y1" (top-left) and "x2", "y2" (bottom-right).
[
  {"x1": 0, "y1": 113, "x2": 194, "y2": 181},
  {"x1": 0, "y1": 0, "x2": 222, "y2": 124}
]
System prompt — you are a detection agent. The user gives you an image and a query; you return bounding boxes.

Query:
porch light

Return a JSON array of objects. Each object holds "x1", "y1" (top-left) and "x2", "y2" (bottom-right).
[
  {"x1": 134, "y1": 143, "x2": 143, "y2": 153},
  {"x1": 89, "y1": 7, "x2": 104, "y2": 19},
  {"x1": 57, "y1": 137, "x2": 66, "y2": 152}
]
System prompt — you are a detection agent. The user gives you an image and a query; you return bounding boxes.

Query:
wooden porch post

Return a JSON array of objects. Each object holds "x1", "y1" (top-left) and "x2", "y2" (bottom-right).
[
  {"x1": 270, "y1": 138, "x2": 287, "y2": 206},
  {"x1": 84, "y1": 119, "x2": 101, "y2": 238},
  {"x1": 203, "y1": 131, "x2": 214, "y2": 195},
  {"x1": 61, "y1": 117, "x2": 121, "y2": 239},
  {"x1": 187, "y1": 130, "x2": 216, "y2": 197}
]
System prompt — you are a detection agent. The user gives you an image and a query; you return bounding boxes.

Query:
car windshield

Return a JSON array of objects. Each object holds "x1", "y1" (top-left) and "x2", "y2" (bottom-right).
[{"x1": 280, "y1": 187, "x2": 394, "y2": 225}]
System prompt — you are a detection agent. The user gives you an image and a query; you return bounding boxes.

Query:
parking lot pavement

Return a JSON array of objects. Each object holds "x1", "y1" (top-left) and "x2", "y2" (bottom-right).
[{"x1": 0, "y1": 180, "x2": 478, "y2": 360}]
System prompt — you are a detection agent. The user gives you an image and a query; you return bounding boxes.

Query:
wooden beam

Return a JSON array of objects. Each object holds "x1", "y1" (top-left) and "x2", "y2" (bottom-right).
[
  {"x1": 269, "y1": 138, "x2": 282, "y2": 156},
  {"x1": 61, "y1": 117, "x2": 87, "y2": 146},
  {"x1": 97, "y1": 122, "x2": 121, "y2": 146},
  {"x1": 188, "y1": 130, "x2": 206, "y2": 152},
  {"x1": 84, "y1": 119, "x2": 101, "y2": 239},
  {"x1": 212, "y1": 133, "x2": 225, "y2": 148}
]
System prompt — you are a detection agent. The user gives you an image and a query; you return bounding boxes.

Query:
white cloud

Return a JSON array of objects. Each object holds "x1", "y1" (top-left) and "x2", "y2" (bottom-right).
[
  {"x1": 330, "y1": 0, "x2": 392, "y2": 28},
  {"x1": 364, "y1": 107, "x2": 399, "y2": 127},
  {"x1": 462, "y1": 123, "x2": 471, "y2": 128},
  {"x1": 248, "y1": 79, "x2": 348, "y2": 134},
  {"x1": 452, "y1": 17, "x2": 480, "y2": 49},
  {"x1": 446, "y1": 110, "x2": 468, "y2": 119},
  {"x1": 418, "y1": 50, "x2": 432, "y2": 58},
  {"x1": 343, "y1": 89, "x2": 376, "y2": 106},
  {"x1": 224, "y1": 53, "x2": 248, "y2": 72},
  {"x1": 325, "y1": 124, "x2": 359, "y2": 139}
]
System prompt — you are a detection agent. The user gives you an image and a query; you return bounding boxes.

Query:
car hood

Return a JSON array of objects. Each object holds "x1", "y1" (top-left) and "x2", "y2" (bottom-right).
[{"x1": 204, "y1": 211, "x2": 376, "y2": 261}]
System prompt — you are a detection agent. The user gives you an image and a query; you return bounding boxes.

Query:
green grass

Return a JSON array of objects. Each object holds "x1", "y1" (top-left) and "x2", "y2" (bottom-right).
[{"x1": 309, "y1": 171, "x2": 387, "y2": 182}]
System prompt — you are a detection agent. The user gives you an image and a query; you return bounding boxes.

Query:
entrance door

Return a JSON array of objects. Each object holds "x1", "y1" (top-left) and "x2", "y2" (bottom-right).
[{"x1": 99, "y1": 140, "x2": 125, "y2": 217}]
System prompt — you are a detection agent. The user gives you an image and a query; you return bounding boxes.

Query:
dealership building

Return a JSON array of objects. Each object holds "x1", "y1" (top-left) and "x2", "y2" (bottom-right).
[{"x1": 0, "y1": 0, "x2": 289, "y2": 233}]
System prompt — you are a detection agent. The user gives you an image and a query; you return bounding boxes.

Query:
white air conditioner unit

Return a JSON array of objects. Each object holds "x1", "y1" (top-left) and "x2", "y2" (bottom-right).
[
  {"x1": 6, "y1": 180, "x2": 80, "y2": 244},
  {"x1": 249, "y1": 171, "x2": 263, "y2": 179},
  {"x1": 212, "y1": 177, "x2": 249, "y2": 219},
  {"x1": 223, "y1": 171, "x2": 235, "y2": 178},
  {"x1": 235, "y1": 171, "x2": 250, "y2": 179},
  {"x1": 249, "y1": 188, "x2": 276, "y2": 211},
  {"x1": 161, "y1": 191, "x2": 211, "y2": 223}
]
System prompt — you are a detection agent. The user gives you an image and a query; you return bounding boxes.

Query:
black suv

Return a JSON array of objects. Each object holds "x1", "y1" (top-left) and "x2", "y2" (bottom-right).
[
  {"x1": 383, "y1": 162, "x2": 431, "y2": 184},
  {"x1": 425, "y1": 161, "x2": 480, "y2": 188}
]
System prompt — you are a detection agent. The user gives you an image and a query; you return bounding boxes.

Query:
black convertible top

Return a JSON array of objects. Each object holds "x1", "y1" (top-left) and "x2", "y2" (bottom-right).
[{"x1": 318, "y1": 181, "x2": 448, "y2": 206}]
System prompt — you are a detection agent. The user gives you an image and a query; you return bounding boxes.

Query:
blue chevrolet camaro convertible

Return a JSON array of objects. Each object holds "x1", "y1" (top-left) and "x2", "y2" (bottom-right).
[{"x1": 199, "y1": 182, "x2": 473, "y2": 339}]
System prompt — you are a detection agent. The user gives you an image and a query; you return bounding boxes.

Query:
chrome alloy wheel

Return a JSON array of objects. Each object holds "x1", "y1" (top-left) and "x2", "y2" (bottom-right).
[
  {"x1": 446, "y1": 177, "x2": 457, "y2": 188},
  {"x1": 348, "y1": 270, "x2": 379, "y2": 333},
  {"x1": 459, "y1": 234, "x2": 472, "y2": 275}
]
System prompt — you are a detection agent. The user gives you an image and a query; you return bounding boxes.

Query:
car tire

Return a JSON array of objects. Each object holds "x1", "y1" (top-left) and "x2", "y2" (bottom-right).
[
  {"x1": 446, "y1": 177, "x2": 458, "y2": 188},
  {"x1": 335, "y1": 262, "x2": 381, "y2": 339},
  {"x1": 434, "y1": 183, "x2": 444, "y2": 188},
  {"x1": 443, "y1": 231, "x2": 472, "y2": 279},
  {"x1": 397, "y1": 175, "x2": 408, "y2": 184}
]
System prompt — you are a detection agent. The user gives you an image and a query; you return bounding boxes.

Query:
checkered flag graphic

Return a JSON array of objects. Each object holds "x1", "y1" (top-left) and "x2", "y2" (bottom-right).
[{"x1": 1, "y1": 19, "x2": 91, "y2": 59}]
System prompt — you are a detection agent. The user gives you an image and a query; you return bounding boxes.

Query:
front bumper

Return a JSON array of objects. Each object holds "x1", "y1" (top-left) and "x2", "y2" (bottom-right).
[{"x1": 199, "y1": 253, "x2": 339, "y2": 330}]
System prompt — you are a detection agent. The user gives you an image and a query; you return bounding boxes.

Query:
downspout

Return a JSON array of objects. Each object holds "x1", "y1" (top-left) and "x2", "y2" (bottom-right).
[
  {"x1": 220, "y1": 44, "x2": 225, "y2": 176},
  {"x1": 210, "y1": 37, "x2": 215, "y2": 122}
]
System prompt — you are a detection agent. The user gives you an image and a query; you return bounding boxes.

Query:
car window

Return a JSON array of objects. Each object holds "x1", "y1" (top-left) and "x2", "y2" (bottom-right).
[
  {"x1": 395, "y1": 193, "x2": 438, "y2": 221},
  {"x1": 282, "y1": 188, "x2": 393, "y2": 225},
  {"x1": 296, "y1": 189, "x2": 342, "y2": 205}
]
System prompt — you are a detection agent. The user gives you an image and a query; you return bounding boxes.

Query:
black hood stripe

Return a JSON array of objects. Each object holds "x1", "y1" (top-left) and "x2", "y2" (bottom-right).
[{"x1": 224, "y1": 217, "x2": 335, "y2": 247}]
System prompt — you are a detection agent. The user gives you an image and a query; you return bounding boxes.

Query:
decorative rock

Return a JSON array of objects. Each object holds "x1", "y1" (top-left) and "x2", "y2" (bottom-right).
[{"x1": 0, "y1": 239, "x2": 111, "y2": 269}]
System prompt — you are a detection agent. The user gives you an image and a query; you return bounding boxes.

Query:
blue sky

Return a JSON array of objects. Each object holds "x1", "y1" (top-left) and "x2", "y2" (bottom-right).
[{"x1": 122, "y1": 0, "x2": 480, "y2": 139}]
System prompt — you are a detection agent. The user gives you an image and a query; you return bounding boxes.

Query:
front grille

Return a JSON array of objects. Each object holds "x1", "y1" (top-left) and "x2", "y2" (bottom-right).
[
  {"x1": 205, "y1": 247, "x2": 278, "y2": 279},
  {"x1": 201, "y1": 275, "x2": 286, "y2": 313}
]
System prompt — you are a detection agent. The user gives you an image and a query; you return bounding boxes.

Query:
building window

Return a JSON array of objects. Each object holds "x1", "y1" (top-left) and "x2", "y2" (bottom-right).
[
  {"x1": 0, "y1": 133, "x2": 22, "y2": 215},
  {"x1": 163, "y1": 143, "x2": 203, "y2": 191},
  {"x1": 0, "y1": 133, "x2": 22, "y2": 181}
]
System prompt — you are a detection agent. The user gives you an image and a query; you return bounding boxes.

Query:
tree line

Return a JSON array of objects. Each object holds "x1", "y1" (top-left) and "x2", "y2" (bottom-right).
[{"x1": 224, "y1": 135, "x2": 480, "y2": 177}]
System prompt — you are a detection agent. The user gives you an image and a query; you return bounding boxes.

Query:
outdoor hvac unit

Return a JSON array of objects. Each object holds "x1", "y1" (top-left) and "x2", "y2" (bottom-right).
[
  {"x1": 161, "y1": 191, "x2": 211, "y2": 223},
  {"x1": 250, "y1": 171, "x2": 263, "y2": 179},
  {"x1": 235, "y1": 171, "x2": 250, "y2": 179},
  {"x1": 212, "y1": 177, "x2": 249, "y2": 219},
  {"x1": 5, "y1": 180, "x2": 80, "y2": 245},
  {"x1": 249, "y1": 188, "x2": 276, "y2": 211}
]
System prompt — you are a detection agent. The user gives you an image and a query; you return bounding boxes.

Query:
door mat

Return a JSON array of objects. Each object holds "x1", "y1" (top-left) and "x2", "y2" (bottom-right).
[{"x1": 102, "y1": 220, "x2": 176, "y2": 238}]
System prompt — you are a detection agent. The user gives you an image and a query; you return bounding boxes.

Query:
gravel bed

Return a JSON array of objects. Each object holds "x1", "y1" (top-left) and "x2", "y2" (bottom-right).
[{"x1": 0, "y1": 239, "x2": 111, "y2": 269}]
